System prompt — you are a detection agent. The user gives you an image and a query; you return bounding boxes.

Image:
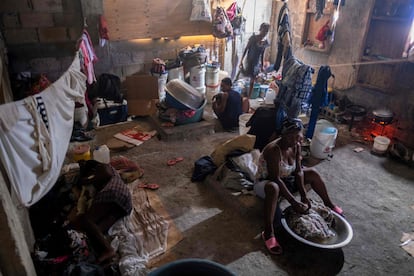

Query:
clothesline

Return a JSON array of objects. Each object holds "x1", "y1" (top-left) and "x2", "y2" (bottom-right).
[{"x1": 308, "y1": 56, "x2": 412, "y2": 70}]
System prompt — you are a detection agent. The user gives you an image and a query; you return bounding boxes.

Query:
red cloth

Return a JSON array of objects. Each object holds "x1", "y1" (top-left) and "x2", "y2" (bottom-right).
[
  {"x1": 316, "y1": 20, "x2": 331, "y2": 42},
  {"x1": 99, "y1": 15, "x2": 109, "y2": 40}
]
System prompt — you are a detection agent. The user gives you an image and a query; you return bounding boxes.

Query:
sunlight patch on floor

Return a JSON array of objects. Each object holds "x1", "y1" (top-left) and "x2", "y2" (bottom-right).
[
  {"x1": 174, "y1": 206, "x2": 222, "y2": 232},
  {"x1": 227, "y1": 251, "x2": 287, "y2": 276}
]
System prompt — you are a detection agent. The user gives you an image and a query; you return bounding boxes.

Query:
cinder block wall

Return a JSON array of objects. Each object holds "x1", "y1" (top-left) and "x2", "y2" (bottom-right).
[{"x1": 285, "y1": 0, "x2": 414, "y2": 148}]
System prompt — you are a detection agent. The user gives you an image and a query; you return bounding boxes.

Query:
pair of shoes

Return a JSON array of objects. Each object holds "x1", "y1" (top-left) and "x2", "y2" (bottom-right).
[
  {"x1": 167, "y1": 157, "x2": 184, "y2": 166},
  {"x1": 137, "y1": 183, "x2": 159, "y2": 190},
  {"x1": 261, "y1": 232, "x2": 283, "y2": 255},
  {"x1": 332, "y1": 206, "x2": 344, "y2": 217}
]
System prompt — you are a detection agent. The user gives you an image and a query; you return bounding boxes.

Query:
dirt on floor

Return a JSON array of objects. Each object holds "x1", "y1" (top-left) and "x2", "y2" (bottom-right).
[{"x1": 88, "y1": 109, "x2": 414, "y2": 276}]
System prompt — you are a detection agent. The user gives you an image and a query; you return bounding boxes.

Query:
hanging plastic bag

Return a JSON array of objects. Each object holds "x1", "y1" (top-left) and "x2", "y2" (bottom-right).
[
  {"x1": 226, "y1": 2, "x2": 246, "y2": 36},
  {"x1": 190, "y1": 0, "x2": 212, "y2": 22},
  {"x1": 212, "y1": 6, "x2": 233, "y2": 38}
]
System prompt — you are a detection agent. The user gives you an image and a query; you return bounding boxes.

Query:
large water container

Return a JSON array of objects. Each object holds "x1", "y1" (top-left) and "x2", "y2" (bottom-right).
[
  {"x1": 168, "y1": 66, "x2": 184, "y2": 82},
  {"x1": 156, "y1": 72, "x2": 168, "y2": 101},
  {"x1": 205, "y1": 65, "x2": 220, "y2": 88},
  {"x1": 310, "y1": 120, "x2": 337, "y2": 159},
  {"x1": 190, "y1": 65, "x2": 206, "y2": 89}
]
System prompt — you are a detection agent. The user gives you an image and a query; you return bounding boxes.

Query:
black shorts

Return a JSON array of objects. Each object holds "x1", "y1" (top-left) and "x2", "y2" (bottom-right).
[{"x1": 282, "y1": 175, "x2": 298, "y2": 194}]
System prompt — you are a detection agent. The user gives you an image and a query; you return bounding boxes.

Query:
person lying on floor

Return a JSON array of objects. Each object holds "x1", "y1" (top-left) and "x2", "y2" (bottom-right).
[
  {"x1": 212, "y1": 77, "x2": 249, "y2": 131},
  {"x1": 254, "y1": 118, "x2": 343, "y2": 255},
  {"x1": 69, "y1": 160, "x2": 132, "y2": 264}
]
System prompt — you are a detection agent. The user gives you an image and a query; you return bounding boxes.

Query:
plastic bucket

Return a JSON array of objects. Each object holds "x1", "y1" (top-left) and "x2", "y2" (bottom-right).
[
  {"x1": 195, "y1": 86, "x2": 206, "y2": 96},
  {"x1": 239, "y1": 113, "x2": 253, "y2": 135},
  {"x1": 259, "y1": 84, "x2": 269, "y2": 98},
  {"x1": 72, "y1": 144, "x2": 91, "y2": 162},
  {"x1": 155, "y1": 72, "x2": 168, "y2": 101},
  {"x1": 190, "y1": 65, "x2": 206, "y2": 88},
  {"x1": 372, "y1": 136, "x2": 390, "y2": 154},
  {"x1": 310, "y1": 126, "x2": 338, "y2": 159},
  {"x1": 168, "y1": 66, "x2": 184, "y2": 82},
  {"x1": 206, "y1": 65, "x2": 220, "y2": 88},
  {"x1": 250, "y1": 83, "x2": 261, "y2": 99}
]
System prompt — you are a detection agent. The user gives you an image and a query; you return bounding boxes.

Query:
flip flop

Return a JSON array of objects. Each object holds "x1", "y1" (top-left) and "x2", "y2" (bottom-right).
[
  {"x1": 167, "y1": 157, "x2": 184, "y2": 166},
  {"x1": 261, "y1": 232, "x2": 283, "y2": 255},
  {"x1": 332, "y1": 206, "x2": 344, "y2": 217},
  {"x1": 137, "y1": 183, "x2": 159, "y2": 190}
]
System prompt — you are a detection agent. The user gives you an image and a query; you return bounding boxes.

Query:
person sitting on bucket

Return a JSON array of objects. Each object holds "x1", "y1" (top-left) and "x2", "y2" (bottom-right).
[
  {"x1": 212, "y1": 77, "x2": 249, "y2": 131},
  {"x1": 254, "y1": 118, "x2": 343, "y2": 255}
]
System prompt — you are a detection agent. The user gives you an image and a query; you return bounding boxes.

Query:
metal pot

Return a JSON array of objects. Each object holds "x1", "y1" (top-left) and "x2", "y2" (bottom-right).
[{"x1": 372, "y1": 108, "x2": 393, "y2": 124}]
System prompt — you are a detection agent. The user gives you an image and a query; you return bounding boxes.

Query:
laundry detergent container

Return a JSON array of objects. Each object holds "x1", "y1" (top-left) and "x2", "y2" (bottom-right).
[
  {"x1": 310, "y1": 120, "x2": 338, "y2": 159},
  {"x1": 165, "y1": 79, "x2": 205, "y2": 110}
]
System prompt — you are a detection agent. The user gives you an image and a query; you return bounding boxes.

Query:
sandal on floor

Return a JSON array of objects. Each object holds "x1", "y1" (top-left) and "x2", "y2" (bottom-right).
[
  {"x1": 167, "y1": 157, "x2": 184, "y2": 166},
  {"x1": 332, "y1": 206, "x2": 344, "y2": 217},
  {"x1": 137, "y1": 183, "x2": 159, "y2": 190},
  {"x1": 261, "y1": 232, "x2": 283, "y2": 255}
]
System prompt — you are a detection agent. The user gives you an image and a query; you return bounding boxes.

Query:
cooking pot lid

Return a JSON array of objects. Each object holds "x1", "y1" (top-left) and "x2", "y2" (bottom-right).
[{"x1": 373, "y1": 108, "x2": 393, "y2": 117}]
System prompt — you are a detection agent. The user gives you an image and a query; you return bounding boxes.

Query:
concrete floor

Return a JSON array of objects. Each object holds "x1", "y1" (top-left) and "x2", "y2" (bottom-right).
[{"x1": 91, "y1": 103, "x2": 414, "y2": 276}]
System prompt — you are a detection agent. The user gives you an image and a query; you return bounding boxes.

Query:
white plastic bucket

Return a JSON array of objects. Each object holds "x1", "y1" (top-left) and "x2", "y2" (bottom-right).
[
  {"x1": 195, "y1": 86, "x2": 206, "y2": 96},
  {"x1": 206, "y1": 86, "x2": 220, "y2": 104},
  {"x1": 168, "y1": 66, "x2": 184, "y2": 81},
  {"x1": 190, "y1": 65, "x2": 206, "y2": 88},
  {"x1": 239, "y1": 113, "x2": 252, "y2": 135},
  {"x1": 93, "y1": 145, "x2": 110, "y2": 164},
  {"x1": 157, "y1": 72, "x2": 168, "y2": 101},
  {"x1": 310, "y1": 126, "x2": 338, "y2": 159},
  {"x1": 372, "y1": 136, "x2": 390, "y2": 154},
  {"x1": 206, "y1": 66, "x2": 220, "y2": 88}
]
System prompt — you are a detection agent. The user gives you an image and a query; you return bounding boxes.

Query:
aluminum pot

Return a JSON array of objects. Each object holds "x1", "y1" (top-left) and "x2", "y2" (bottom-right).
[{"x1": 372, "y1": 108, "x2": 393, "y2": 124}]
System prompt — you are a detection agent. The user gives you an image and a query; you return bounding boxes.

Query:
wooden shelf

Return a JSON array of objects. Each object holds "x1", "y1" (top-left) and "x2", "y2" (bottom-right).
[
  {"x1": 303, "y1": 43, "x2": 331, "y2": 53},
  {"x1": 306, "y1": 9, "x2": 332, "y2": 15},
  {"x1": 356, "y1": 82, "x2": 389, "y2": 93},
  {"x1": 357, "y1": 0, "x2": 414, "y2": 91}
]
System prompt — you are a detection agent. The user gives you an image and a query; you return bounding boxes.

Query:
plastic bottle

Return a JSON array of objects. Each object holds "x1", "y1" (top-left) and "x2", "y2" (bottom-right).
[
  {"x1": 265, "y1": 89, "x2": 276, "y2": 105},
  {"x1": 93, "y1": 145, "x2": 110, "y2": 164}
]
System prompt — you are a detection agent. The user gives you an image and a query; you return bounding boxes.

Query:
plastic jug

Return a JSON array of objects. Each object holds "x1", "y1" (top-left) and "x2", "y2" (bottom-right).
[
  {"x1": 93, "y1": 145, "x2": 110, "y2": 164},
  {"x1": 265, "y1": 89, "x2": 276, "y2": 104}
]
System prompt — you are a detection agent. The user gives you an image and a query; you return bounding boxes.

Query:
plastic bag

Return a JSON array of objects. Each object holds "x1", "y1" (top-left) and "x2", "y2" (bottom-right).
[{"x1": 190, "y1": 0, "x2": 212, "y2": 22}]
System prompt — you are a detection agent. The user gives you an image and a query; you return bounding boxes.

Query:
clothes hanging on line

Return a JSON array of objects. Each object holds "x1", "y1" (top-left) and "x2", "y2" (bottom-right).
[
  {"x1": 275, "y1": 56, "x2": 314, "y2": 119},
  {"x1": 274, "y1": 2, "x2": 292, "y2": 72},
  {"x1": 79, "y1": 29, "x2": 98, "y2": 85},
  {"x1": 0, "y1": 53, "x2": 87, "y2": 207}
]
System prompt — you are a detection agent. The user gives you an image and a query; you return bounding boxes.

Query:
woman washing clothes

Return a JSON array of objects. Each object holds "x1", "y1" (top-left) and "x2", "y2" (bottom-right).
[
  {"x1": 239, "y1": 22, "x2": 270, "y2": 98},
  {"x1": 254, "y1": 118, "x2": 343, "y2": 255}
]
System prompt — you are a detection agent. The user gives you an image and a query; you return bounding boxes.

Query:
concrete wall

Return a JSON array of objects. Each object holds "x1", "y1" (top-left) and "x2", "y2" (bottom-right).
[{"x1": 283, "y1": 0, "x2": 414, "y2": 147}]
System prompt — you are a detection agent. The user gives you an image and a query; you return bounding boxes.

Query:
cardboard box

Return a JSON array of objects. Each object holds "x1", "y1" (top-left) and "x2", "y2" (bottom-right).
[{"x1": 125, "y1": 74, "x2": 159, "y2": 116}]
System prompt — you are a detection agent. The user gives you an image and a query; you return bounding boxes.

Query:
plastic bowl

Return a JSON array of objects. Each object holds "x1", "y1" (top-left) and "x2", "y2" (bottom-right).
[
  {"x1": 164, "y1": 79, "x2": 205, "y2": 110},
  {"x1": 281, "y1": 211, "x2": 353, "y2": 249}
]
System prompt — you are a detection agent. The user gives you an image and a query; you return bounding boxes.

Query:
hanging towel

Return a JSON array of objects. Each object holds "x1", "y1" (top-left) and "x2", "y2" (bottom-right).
[{"x1": 0, "y1": 53, "x2": 86, "y2": 207}]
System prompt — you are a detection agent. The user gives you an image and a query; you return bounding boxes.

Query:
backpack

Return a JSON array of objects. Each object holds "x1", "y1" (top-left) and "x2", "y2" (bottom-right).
[
  {"x1": 89, "y1": 73, "x2": 123, "y2": 103},
  {"x1": 212, "y1": 6, "x2": 233, "y2": 39}
]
